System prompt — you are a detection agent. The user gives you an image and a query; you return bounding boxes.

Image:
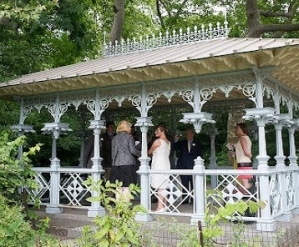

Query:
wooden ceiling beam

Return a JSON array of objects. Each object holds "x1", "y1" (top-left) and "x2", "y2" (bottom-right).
[{"x1": 124, "y1": 70, "x2": 145, "y2": 81}]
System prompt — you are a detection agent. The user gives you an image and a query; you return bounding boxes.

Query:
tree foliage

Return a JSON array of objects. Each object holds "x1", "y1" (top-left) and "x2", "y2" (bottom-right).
[
  {"x1": 1, "y1": 0, "x2": 299, "y2": 166},
  {"x1": 0, "y1": 0, "x2": 101, "y2": 82}
]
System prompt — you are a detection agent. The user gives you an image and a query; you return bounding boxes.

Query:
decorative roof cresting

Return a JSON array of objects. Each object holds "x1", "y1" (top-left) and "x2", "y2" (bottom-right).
[{"x1": 103, "y1": 22, "x2": 230, "y2": 57}]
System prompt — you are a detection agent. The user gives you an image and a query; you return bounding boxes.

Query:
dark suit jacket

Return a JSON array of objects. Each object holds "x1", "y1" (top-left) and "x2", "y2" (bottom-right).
[
  {"x1": 101, "y1": 132, "x2": 115, "y2": 168},
  {"x1": 172, "y1": 139, "x2": 203, "y2": 169}
]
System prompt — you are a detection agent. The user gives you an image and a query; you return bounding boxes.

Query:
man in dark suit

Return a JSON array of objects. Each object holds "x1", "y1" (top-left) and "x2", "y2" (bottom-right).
[
  {"x1": 172, "y1": 128, "x2": 203, "y2": 204},
  {"x1": 101, "y1": 121, "x2": 116, "y2": 181}
]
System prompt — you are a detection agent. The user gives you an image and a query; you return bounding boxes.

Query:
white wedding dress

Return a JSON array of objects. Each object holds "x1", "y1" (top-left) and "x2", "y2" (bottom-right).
[{"x1": 150, "y1": 139, "x2": 170, "y2": 189}]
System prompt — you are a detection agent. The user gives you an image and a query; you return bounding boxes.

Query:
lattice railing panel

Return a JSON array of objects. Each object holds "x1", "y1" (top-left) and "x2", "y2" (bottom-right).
[
  {"x1": 206, "y1": 174, "x2": 259, "y2": 218},
  {"x1": 149, "y1": 174, "x2": 194, "y2": 214},
  {"x1": 59, "y1": 172, "x2": 91, "y2": 207},
  {"x1": 27, "y1": 172, "x2": 50, "y2": 205},
  {"x1": 269, "y1": 174, "x2": 282, "y2": 216},
  {"x1": 286, "y1": 171, "x2": 295, "y2": 209}
]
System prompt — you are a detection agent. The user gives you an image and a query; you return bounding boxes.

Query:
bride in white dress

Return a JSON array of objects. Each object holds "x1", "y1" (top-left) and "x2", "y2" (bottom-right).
[{"x1": 148, "y1": 123, "x2": 170, "y2": 212}]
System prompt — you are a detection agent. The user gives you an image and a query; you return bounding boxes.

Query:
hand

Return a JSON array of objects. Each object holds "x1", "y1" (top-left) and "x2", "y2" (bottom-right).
[
  {"x1": 228, "y1": 151, "x2": 235, "y2": 158},
  {"x1": 226, "y1": 143, "x2": 234, "y2": 151},
  {"x1": 174, "y1": 134, "x2": 181, "y2": 142}
]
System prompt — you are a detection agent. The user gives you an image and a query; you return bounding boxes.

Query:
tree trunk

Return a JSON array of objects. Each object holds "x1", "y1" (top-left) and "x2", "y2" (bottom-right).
[
  {"x1": 246, "y1": 0, "x2": 263, "y2": 38},
  {"x1": 109, "y1": 0, "x2": 125, "y2": 44}
]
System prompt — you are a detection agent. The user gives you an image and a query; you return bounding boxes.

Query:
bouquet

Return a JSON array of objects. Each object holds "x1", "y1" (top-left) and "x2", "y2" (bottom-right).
[{"x1": 226, "y1": 143, "x2": 235, "y2": 152}]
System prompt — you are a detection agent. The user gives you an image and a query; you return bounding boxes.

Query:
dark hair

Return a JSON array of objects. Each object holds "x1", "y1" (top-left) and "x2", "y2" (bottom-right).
[
  {"x1": 156, "y1": 122, "x2": 168, "y2": 133},
  {"x1": 236, "y1": 123, "x2": 248, "y2": 135},
  {"x1": 186, "y1": 127, "x2": 195, "y2": 133},
  {"x1": 106, "y1": 121, "x2": 115, "y2": 128}
]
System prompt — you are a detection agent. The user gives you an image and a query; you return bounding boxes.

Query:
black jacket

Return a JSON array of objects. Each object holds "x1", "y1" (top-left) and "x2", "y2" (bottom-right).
[{"x1": 172, "y1": 139, "x2": 202, "y2": 169}]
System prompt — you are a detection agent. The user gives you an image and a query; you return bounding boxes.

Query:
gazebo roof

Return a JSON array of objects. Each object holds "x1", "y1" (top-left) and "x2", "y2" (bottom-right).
[{"x1": 1, "y1": 37, "x2": 299, "y2": 102}]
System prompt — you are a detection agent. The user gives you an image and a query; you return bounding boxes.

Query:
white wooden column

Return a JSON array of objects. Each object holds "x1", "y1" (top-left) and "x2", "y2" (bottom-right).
[
  {"x1": 289, "y1": 121, "x2": 299, "y2": 215},
  {"x1": 244, "y1": 67, "x2": 276, "y2": 231},
  {"x1": 42, "y1": 95, "x2": 72, "y2": 214},
  {"x1": 135, "y1": 84, "x2": 154, "y2": 222},
  {"x1": 274, "y1": 119, "x2": 292, "y2": 222},
  {"x1": 87, "y1": 90, "x2": 107, "y2": 217},
  {"x1": 288, "y1": 121, "x2": 298, "y2": 168}
]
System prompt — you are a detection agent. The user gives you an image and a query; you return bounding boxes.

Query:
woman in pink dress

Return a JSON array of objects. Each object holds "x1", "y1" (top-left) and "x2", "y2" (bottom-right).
[{"x1": 231, "y1": 123, "x2": 253, "y2": 194}]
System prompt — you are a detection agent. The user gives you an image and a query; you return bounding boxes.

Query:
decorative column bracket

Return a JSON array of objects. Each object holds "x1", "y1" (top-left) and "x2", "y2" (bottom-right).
[
  {"x1": 11, "y1": 124, "x2": 35, "y2": 159},
  {"x1": 11, "y1": 124, "x2": 35, "y2": 134},
  {"x1": 88, "y1": 119, "x2": 106, "y2": 166},
  {"x1": 180, "y1": 80, "x2": 215, "y2": 133},
  {"x1": 242, "y1": 107, "x2": 277, "y2": 168},
  {"x1": 271, "y1": 114, "x2": 293, "y2": 126},
  {"x1": 242, "y1": 107, "x2": 278, "y2": 125},
  {"x1": 42, "y1": 123, "x2": 72, "y2": 139},
  {"x1": 271, "y1": 114, "x2": 293, "y2": 168},
  {"x1": 42, "y1": 123, "x2": 72, "y2": 160},
  {"x1": 180, "y1": 112, "x2": 215, "y2": 133}
]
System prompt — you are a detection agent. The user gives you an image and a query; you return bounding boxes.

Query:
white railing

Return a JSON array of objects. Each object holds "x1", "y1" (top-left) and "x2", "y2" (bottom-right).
[
  {"x1": 103, "y1": 22, "x2": 230, "y2": 56},
  {"x1": 30, "y1": 164, "x2": 299, "y2": 230},
  {"x1": 30, "y1": 167, "x2": 94, "y2": 208},
  {"x1": 148, "y1": 169, "x2": 263, "y2": 219}
]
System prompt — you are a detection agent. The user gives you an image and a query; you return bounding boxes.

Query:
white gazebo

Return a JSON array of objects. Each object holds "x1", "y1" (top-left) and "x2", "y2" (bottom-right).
[{"x1": 2, "y1": 23, "x2": 299, "y2": 231}]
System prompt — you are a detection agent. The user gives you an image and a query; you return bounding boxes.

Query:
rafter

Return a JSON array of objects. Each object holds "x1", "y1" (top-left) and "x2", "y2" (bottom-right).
[
  {"x1": 142, "y1": 67, "x2": 162, "y2": 80},
  {"x1": 159, "y1": 64, "x2": 179, "y2": 76},
  {"x1": 216, "y1": 57, "x2": 237, "y2": 70},
  {"x1": 124, "y1": 70, "x2": 145, "y2": 81},
  {"x1": 109, "y1": 73, "x2": 128, "y2": 82},
  {"x1": 177, "y1": 61, "x2": 199, "y2": 74},
  {"x1": 237, "y1": 53, "x2": 258, "y2": 66},
  {"x1": 197, "y1": 60, "x2": 217, "y2": 72}
]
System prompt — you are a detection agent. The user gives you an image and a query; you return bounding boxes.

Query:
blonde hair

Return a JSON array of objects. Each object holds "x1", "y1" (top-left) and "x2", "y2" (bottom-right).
[{"x1": 116, "y1": 120, "x2": 132, "y2": 133}]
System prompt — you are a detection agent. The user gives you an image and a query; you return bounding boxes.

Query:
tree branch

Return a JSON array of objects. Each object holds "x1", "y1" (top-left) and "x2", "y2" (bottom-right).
[
  {"x1": 259, "y1": 11, "x2": 292, "y2": 18},
  {"x1": 158, "y1": 0, "x2": 172, "y2": 18},
  {"x1": 174, "y1": 0, "x2": 188, "y2": 20},
  {"x1": 156, "y1": 0, "x2": 164, "y2": 29},
  {"x1": 248, "y1": 23, "x2": 299, "y2": 38},
  {"x1": 263, "y1": 23, "x2": 299, "y2": 33}
]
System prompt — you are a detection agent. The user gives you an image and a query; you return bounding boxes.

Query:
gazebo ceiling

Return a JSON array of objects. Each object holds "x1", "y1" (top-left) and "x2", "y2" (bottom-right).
[{"x1": 1, "y1": 37, "x2": 299, "y2": 104}]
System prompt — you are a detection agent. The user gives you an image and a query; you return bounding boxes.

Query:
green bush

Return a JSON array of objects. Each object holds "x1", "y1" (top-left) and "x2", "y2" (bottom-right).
[
  {"x1": 78, "y1": 178, "x2": 146, "y2": 247},
  {"x1": 0, "y1": 131, "x2": 66, "y2": 247},
  {"x1": 0, "y1": 193, "x2": 66, "y2": 247},
  {"x1": 0, "y1": 131, "x2": 40, "y2": 204},
  {"x1": 0, "y1": 193, "x2": 36, "y2": 246}
]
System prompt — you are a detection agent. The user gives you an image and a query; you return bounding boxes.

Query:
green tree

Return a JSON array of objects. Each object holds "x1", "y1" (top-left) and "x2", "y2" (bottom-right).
[{"x1": 0, "y1": 0, "x2": 101, "y2": 82}]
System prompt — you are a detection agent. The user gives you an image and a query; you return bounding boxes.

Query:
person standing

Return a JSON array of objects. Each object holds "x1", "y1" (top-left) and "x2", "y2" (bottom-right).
[
  {"x1": 101, "y1": 121, "x2": 116, "y2": 181},
  {"x1": 229, "y1": 123, "x2": 253, "y2": 194},
  {"x1": 148, "y1": 123, "x2": 171, "y2": 212},
  {"x1": 110, "y1": 120, "x2": 141, "y2": 201},
  {"x1": 173, "y1": 128, "x2": 202, "y2": 204}
]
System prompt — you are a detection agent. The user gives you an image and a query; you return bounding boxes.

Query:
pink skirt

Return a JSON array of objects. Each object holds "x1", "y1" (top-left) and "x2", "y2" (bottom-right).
[{"x1": 237, "y1": 167, "x2": 253, "y2": 179}]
